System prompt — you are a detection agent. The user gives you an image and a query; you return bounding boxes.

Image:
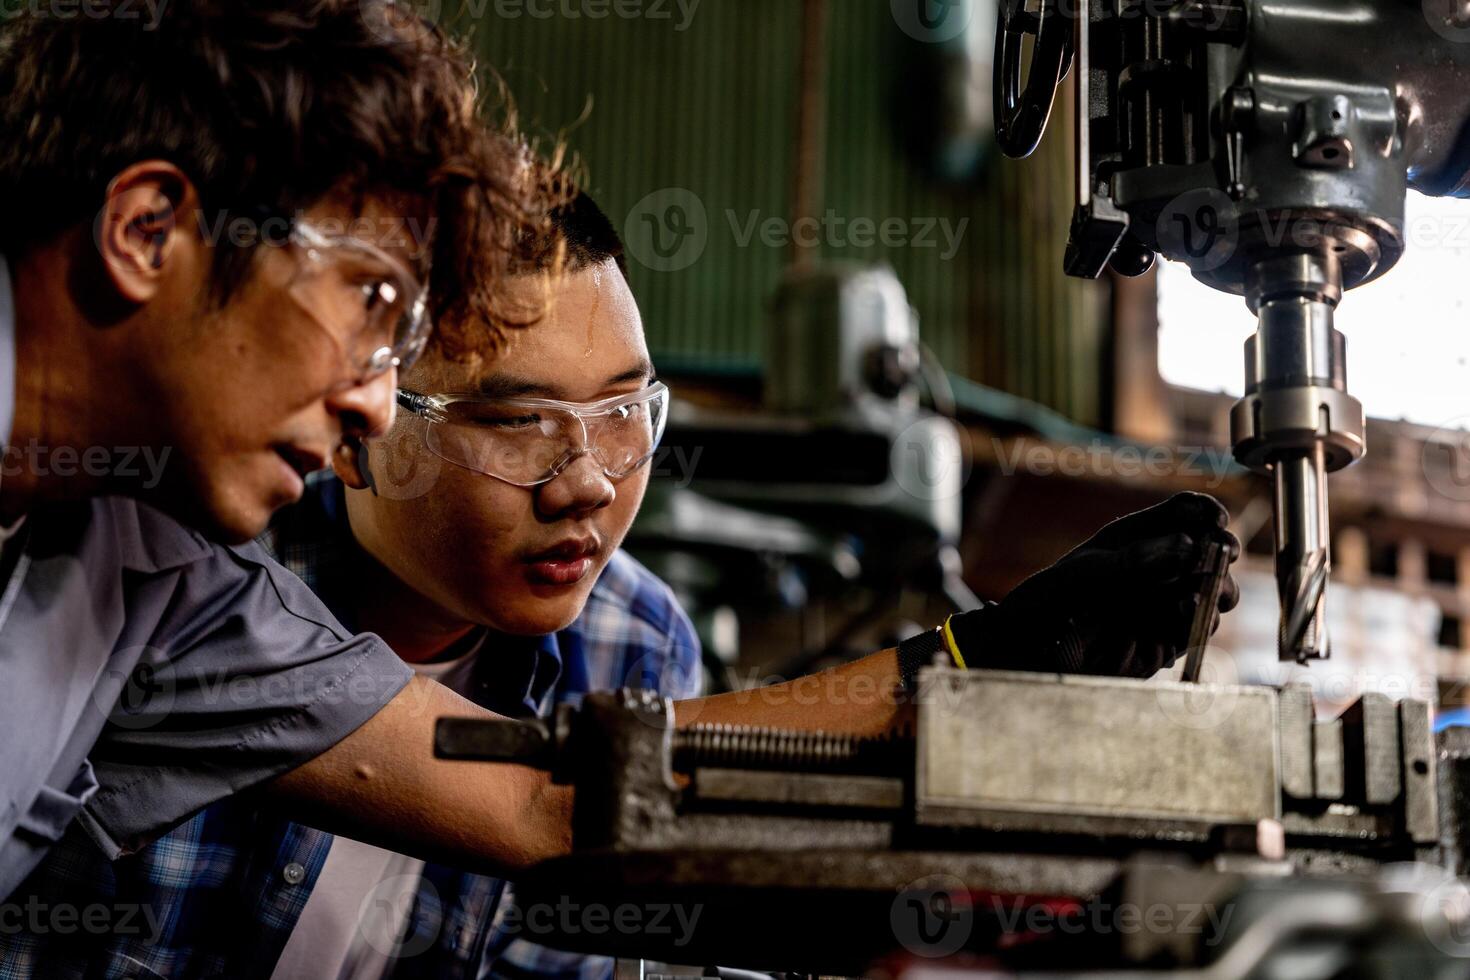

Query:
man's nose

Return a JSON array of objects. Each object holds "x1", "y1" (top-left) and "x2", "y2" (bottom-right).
[
  {"x1": 325, "y1": 367, "x2": 397, "y2": 442},
  {"x1": 536, "y1": 451, "x2": 615, "y2": 519}
]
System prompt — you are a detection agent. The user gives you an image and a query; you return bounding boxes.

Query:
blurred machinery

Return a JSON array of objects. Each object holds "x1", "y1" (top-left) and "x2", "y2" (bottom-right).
[
  {"x1": 899, "y1": 0, "x2": 1000, "y2": 181},
  {"x1": 628, "y1": 263, "x2": 976, "y2": 685}
]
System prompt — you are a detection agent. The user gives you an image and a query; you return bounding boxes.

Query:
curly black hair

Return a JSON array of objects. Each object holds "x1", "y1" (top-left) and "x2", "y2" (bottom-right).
[{"x1": 0, "y1": 0, "x2": 573, "y2": 358}]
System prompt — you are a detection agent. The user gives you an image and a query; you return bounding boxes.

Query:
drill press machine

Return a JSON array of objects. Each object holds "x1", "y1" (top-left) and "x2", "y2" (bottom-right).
[{"x1": 998, "y1": 0, "x2": 1470, "y2": 662}]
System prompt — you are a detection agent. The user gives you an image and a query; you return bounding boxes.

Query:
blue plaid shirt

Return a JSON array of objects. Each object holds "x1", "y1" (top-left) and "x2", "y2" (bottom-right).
[{"x1": 0, "y1": 476, "x2": 703, "y2": 980}]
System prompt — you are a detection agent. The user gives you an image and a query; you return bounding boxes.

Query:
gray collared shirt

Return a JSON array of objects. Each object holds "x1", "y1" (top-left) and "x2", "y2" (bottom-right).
[{"x1": 0, "y1": 494, "x2": 414, "y2": 901}]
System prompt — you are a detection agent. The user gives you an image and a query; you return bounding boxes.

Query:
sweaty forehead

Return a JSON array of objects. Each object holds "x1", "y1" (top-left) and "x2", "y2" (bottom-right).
[{"x1": 414, "y1": 259, "x2": 649, "y2": 399}]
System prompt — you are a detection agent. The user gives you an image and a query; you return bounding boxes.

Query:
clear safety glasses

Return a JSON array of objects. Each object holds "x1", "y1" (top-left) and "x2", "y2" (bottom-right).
[
  {"x1": 396, "y1": 382, "x2": 670, "y2": 487},
  {"x1": 287, "y1": 219, "x2": 432, "y2": 382}
]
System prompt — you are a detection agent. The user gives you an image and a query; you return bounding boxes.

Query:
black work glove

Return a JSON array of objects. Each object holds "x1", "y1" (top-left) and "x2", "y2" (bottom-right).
[{"x1": 944, "y1": 491, "x2": 1240, "y2": 679}]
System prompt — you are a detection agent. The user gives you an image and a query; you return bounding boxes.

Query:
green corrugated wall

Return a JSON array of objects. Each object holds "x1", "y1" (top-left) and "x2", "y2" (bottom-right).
[{"x1": 462, "y1": 0, "x2": 1107, "y2": 425}]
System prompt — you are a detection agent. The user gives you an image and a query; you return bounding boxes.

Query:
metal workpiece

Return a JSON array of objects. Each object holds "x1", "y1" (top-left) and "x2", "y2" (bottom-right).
[
  {"x1": 915, "y1": 670, "x2": 1281, "y2": 833},
  {"x1": 913, "y1": 669, "x2": 1435, "y2": 851}
]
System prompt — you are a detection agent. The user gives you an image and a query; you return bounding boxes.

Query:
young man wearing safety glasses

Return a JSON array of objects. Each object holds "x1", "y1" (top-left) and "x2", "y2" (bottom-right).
[{"x1": 0, "y1": 0, "x2": 577, "y2": 904}]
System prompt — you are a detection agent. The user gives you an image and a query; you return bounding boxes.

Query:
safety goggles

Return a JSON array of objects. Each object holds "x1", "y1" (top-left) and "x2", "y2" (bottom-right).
[
  {"x1": 396, "y1": 382, "x2": 670, "y2": 487},
  {"x1": 286, "y1": 219, "x2": 432, "y2": 382}
]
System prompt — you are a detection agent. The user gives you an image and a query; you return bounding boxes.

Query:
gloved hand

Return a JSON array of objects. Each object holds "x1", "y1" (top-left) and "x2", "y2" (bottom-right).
[{"x1": 946, "y1": 491, "x2": 1241, "y2": 678}]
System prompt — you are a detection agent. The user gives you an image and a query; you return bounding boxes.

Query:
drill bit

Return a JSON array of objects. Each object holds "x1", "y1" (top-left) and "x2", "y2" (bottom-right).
[{"x1": 1273, "y1": 446, "x2": 1331, "y2": 662}]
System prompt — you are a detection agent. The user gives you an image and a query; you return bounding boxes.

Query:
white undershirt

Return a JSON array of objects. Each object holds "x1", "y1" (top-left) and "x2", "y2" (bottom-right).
[{"x1": 270, "y1": 640, "x2": 483, "y2": 980}]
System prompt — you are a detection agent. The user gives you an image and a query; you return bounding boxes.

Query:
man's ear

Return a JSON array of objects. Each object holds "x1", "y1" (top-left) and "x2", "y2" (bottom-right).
[
  {"x1": 94, "y1": 161, "x2": 194, "y2": 304},
  {"x1": 334, "y1": 438, "x2": 376, "y2": 492}
]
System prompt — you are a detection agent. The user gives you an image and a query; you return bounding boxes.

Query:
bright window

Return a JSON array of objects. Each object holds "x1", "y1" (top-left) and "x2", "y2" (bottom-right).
[{"x1": 1158, "y1": 191, "x2": 1470, "y2": 429}]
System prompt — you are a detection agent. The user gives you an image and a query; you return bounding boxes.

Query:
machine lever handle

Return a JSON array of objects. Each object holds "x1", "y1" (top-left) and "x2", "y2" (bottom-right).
[{"x1": 434, "y1": 717, "x2": 554, "y2": 769}]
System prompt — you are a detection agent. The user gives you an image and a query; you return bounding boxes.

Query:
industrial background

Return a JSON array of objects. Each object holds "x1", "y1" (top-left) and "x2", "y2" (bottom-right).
[{"x1": 456, "y1": 0, "x2": 1470, "y2": 721}]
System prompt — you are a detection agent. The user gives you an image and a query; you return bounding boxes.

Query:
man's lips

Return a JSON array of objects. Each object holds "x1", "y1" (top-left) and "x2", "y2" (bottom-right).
[
  {"x1": 274, "y1": 444, "x2": 329, "y2": 477},
  {"x1": 271, "y1": 444, "x2": 328, "y2": 498},
  {"x1": 522, "y1": 537, "x2": 601, "y2": 587}
]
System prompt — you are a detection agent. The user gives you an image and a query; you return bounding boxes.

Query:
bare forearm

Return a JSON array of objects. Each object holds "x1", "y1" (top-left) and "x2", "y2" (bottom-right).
[
  {"x1": 268, "y1": 651, "x2": 904, "y2": 872},
  {"x1": 674, "y1": 648, "x2": 905, "y2": 737},
  {"x1": 268, "y1": 676, "x2": 572, "y2": 876}
]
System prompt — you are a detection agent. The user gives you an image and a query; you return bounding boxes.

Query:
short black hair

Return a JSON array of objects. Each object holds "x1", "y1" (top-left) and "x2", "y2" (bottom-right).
[{"x1": 547, "y1": 191, "x2": 627, "y2": 278}]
